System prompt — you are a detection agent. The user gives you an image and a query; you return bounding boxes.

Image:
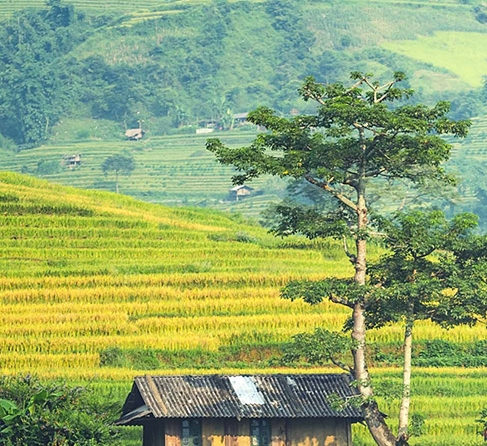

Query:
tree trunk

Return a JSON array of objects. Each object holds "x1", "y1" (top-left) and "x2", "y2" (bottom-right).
[
  {"x1": 115, "y1": 171, "x2": 119, "y2": 194},
  {"x1": 352, "y1": 180, "x2": 408, "y2": 446},
  {"x1": 398, "y1": 315, "x2": 414, "y2": 441}
]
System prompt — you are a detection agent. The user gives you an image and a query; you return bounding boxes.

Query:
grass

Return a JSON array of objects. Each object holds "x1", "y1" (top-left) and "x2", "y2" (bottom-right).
[{"x1": 382, "y1": 31, "x2": 487, "y2": 88}]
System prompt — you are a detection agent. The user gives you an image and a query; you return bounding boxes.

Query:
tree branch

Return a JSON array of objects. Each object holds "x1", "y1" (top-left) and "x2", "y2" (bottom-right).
[
  {"x1": 304, "y1": 174, "x2": 358, "y2": 212},
  {"x1": 330, "y1": 356, "x2": 353, "y2": 373},
  {"x1": 330, "y1": 292, "x2": 354, "y2": 308}
]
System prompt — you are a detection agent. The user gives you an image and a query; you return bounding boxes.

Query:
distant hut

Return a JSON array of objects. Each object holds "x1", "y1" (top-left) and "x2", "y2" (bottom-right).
[
  {"x1": 62, "y1": 154, "x2": 81, "y2": 169},
  {"x1": 230, "y1": 185, "x2": 253, "y2": 201},
  {"x1": 116, "y1": 374, "x2": 363, "y2": 446},
  {"x1": 126, "y1": 121, "x2": 145, "y2": 140},
  {"x1": 233, "y1": 112, "x2": 249, "y2": 126}
]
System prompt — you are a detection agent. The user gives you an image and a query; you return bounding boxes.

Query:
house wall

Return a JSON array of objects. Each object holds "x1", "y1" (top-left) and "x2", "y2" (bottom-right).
[
  {"x1": 287, "y1": 418, "x2": 351, "y2": 446},
  {"x1": 143, "y1": 419, "x2": 352, "y2": 446},
  {"x1": 143, "y1": 421, "x2": 165, "y2": 446}
]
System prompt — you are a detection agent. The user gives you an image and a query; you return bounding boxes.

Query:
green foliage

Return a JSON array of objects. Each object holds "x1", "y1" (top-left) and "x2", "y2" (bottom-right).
[
  {"x1": 477, "y1": 407, "x2": 487, "y2": 432},
  {"x1": 101, "y1": 153, "x2": 135, "y2": 193},
  {"x1": 208, "y1": 73, "x2": 469, "y2": 205},
  {"x1": 1, "y1": 0, "x2": 485, "y2": 151},
  {"x1": 100, "y1": 347, "x2": 161, "y2": 370},
  {"x1": 99, "y1": 345, "x2": 282, "y2": 370},
  {"x1": 474, "y1": 5, "x2": 487, "y2": 23},
  {"x1": 282, "y1": 327, "x2": 354, "y2": 370},
  {"x1": 409, "y1": 414, "x2": 425, "y2": 437},
  {"x1": 101, "y1": 153, "x2": 135, "y2": 177},
  {"x1": 364, "y1": 211, "x2": 487, "y2": 330},
  {"x1": 0, "y1": 1, "x2": 89, "y2": 146},
  {"x1": 36, "y1": 159, "x2": 62, "y2": 175},
  {"x1": 263, "y1": 198, "x2": 352, "y2": 239},
  {"x1": 416, "y1": 340, "x2": 487, "y2": 367},
  {"x1": 0, "y1": 375, "x2": 119, "y2": 446}
]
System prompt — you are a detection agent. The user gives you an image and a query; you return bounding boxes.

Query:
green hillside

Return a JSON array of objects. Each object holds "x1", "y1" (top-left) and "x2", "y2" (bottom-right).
[
  {"x1": 0, "y1": 0, "x2": 486, "y2": 224},
  {"x1": 1, "y1": 0, "x2": 487, "y2": 148},
  {"x1": 0, "y1": 130, "x2": 285, "y2": 217},
  {"x1": 383, "y1": 31, "x2": 487, "y2": 88},
  {"x1": 0, "y1": 172, "x2": 486, "y2": 445},
  {"x1": 1, "y1": 114, "x2": 487, "y2": 222},
  {"x1": 0, "y1": 0, "x2": 477, "y2": 17}
]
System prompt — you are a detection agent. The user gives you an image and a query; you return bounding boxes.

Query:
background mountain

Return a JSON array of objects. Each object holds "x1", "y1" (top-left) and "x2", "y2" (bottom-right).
[{"x1": 0, "y1": 0, "x2": 487, "y2": 223}]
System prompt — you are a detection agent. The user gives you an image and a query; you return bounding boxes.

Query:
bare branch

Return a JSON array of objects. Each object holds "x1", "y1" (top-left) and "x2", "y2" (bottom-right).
[
  {"x1": 304, "y1": 174, "x2": 358, "y2": 211},
  {"x1": 330, "y1": 293, "x2": 354, "y2": 309}
]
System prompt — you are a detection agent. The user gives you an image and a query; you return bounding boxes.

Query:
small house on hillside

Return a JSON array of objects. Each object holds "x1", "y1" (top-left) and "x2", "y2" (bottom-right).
[
  {"x1": 125, "y1": 128, "x2": 145, "y2": 140},
  {"x1": 116, "y1": 374, "x2": 363, "y2": 446},
  {"x1": 126, "y1": 121, "x2": 145, "y2": 140},
  {"x1": 233, "y1": 113, "x2": 249, "y2": 125},
  {"x1": 62, "y1": 154, "x2": 81, "y2": 169},
  {"x1": 230, "y1": 185, "x2": 253, "y2": 201}
]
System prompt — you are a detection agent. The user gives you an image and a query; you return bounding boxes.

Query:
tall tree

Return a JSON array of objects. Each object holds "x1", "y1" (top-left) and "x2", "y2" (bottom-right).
[{"x1": 207, "y1": 72, "x2": 471, "y2": 446}]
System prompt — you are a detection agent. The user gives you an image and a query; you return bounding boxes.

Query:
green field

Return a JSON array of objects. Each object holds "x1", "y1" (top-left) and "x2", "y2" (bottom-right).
[
  {"x1": 0, "y1": 0, "x2": 477, "y2": 18},
  {"x1": 1, "y1": 114, "x2": 487, "y2": 221},
  {"x1": 383, "y1": 32, "x2": 487, "y2": 88},
  {"x1": 0, "y1": 172, "x2": 486, "y2": 445},
  {"x1": 0, "y1": 129, "x2": 286, "y2": 218}
]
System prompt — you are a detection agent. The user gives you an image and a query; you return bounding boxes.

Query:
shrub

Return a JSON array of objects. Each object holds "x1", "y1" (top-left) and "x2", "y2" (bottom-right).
[
  {"x1": 36, "y1": 160, "x2": 61, "y2": 175},
  {"x1": 0, "y1": 375, "x2": 119, "y2": 446},
  {"x1": 100, "y1": 347, "x2": 161, "y2": 370}
]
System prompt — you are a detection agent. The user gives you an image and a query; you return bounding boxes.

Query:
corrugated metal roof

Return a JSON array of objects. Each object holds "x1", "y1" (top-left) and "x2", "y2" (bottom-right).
[
  {"x1": 229, "y1": 376, "x2": 266, "y2": 405},
  {"x1": 118, "y1": 374, "x2": 363, "y2": 424}
]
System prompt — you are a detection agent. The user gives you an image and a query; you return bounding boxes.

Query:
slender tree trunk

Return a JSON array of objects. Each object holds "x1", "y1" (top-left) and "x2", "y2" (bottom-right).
[
  {"x1": 398, "y1": 314, "x2": 414, "y2": 442},
  {"x1": 115, "y1": 171, "x2": 119, "y2": 194},
  {"x1": 352, "y1": 173, "x2": 407, "y2": 446}
]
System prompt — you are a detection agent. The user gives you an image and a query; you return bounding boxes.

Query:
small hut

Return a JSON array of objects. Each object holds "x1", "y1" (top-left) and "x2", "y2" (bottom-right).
[
  {"x1": 126, "y1": 121, "x2": 145, "y2": 140},
  {"x1": 116, "y1": 374, "x2": 363, "y2": 446},
  {"x1": 233, "y1": 113, "x2": 249, "y2": 125},
  {"x1": 230, "y1": 185, "x2": 253, "y2": 201},
  {"x1": 62, "y1": 154, "x2": 81, "y2": 169}
]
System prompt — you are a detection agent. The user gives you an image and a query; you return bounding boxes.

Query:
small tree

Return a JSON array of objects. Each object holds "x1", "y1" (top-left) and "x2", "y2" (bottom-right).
[
  {"x1": 207, "y1": 72, "x2": 471, "y2": 446},
  {"x1": 101, "y1": 153, "x2": 135, "y2": 193},
  {"x1": 368, "y1": 211, "x2": 487, "y2": 438},
  {"x1": 283, "y1": 210, "x2": 487, "y2": 442}
]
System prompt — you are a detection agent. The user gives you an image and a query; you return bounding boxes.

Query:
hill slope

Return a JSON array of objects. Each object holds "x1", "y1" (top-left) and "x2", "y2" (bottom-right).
[
  {"x1": 0, "y1": 171, "x2": 356, "y2": 379},
  {"x1": 1, "y1": 0, "x2": 487, "y2": 148},
  {"x1": 1, "y1": 172, "x2": 487, "y2": 445}
]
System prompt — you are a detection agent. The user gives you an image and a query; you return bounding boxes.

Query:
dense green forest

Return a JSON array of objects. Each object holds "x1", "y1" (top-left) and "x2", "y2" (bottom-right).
[
  {"x1": 1, "y1": 0, "x2": 487, "y2": 224},
  {"x1": 1, "y1": 0, "x2": 487, "y2": 148}
]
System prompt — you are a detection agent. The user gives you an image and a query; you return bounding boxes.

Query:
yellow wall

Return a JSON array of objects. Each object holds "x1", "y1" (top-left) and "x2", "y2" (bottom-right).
[
  {"x1": 145, "y1": 418, "x2": 351, "y2": 446},
  {"x1": 287, "y1": 419, "x2": 350, "y2": 446}
]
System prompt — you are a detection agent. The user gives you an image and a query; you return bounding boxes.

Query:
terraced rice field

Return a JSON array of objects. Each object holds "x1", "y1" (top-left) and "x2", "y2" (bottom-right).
[
  {"x1": 0, "y1": 171, "x2": 351, "y2": 378},
  {"x1": 0, "y1": 131, "x2": 286, "y2": 218},
  {"x1": 0, "y1": 172, "x2": 486, "y2": 445}
]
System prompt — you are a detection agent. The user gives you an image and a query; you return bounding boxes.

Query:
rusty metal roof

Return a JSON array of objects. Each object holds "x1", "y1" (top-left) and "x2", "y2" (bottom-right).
[{"x1": 117, "y1": 374, "x2": 363, "y2": 424}]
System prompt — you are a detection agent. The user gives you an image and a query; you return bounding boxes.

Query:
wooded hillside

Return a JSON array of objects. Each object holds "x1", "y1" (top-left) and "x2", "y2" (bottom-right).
[{"x1": 1, "y1": 0, "x2": 487, "y2": 148}]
